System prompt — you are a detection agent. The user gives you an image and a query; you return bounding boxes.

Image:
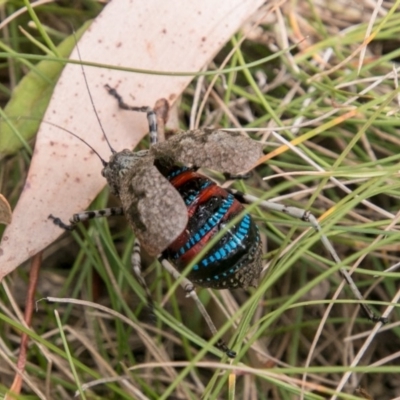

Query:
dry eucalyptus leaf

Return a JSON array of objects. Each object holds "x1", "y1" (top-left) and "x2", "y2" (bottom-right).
[
  {"x1": 0, "y1": 0, "x2": 265, "y2": 279},
  {"x1": 0, "y1": 194, "x2": 12, "y2": 225}
]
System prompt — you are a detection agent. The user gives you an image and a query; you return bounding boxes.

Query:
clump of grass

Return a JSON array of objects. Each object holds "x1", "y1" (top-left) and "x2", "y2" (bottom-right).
[{"x1": 1, "y1": 1, "x2": 399, "y2": 399}]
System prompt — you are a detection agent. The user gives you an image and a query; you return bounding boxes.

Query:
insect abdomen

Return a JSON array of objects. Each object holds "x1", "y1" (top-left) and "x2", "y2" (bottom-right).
[{"x1": 163, "y1": 167, "x2": 263, "y2": 289}]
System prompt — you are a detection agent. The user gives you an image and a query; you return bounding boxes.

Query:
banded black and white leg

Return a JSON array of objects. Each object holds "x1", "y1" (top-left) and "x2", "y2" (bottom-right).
[
  {"x1": 49, "y1": 210, "x2": 155, "y2": 304},
  {"x1": 131, "y1": 238, "x2": 155, "y2": 307},
  {"x1": 135, "y1": 244, "x2": 236, "y2": 356},
  {"x1": 104, "y1": 84, "x2": 159, "y2": 145},
  {"x1": 49, "y1": 207, "x2": 124, "y2": 231},
  {"x1": 159, "y1": 257, "x2": 236, "y2": 358},
  {"x1": 228, "y1": 188, "x2": 388, "y2": 324}
]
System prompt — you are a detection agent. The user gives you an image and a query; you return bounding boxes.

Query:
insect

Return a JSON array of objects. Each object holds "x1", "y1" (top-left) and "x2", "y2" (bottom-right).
[{"x1": 49, "y1": 85, "x2": 387, "y2": 358}]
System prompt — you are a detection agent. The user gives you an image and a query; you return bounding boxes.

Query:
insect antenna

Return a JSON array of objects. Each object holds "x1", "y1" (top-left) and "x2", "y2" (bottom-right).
[
  {"x1": 73, "y1": 31, "x2": 116, "y2": 155},
  {"x1": 44, "y1": 119, "x2": 108, "y2": 167},
  {"x1": 1, "y1": 114, "x2": 108, "y2": 166}
]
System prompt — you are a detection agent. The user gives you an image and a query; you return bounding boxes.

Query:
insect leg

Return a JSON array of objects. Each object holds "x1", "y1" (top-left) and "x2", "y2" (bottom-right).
[
  {"x1": 49, "y1": 207, "x2": 124, "y2": 231},
  {"x1": 159, "y1": 258, "x2": 236, "y2": 358},
  {"x1": 131, "y1": 238, "x2": 155, "y2": 307},
  {"x1": 228, "y1": 188, "x2": 388, "y2": 324},
  {"x1": 104, "y1": 84, "x2": 158, "y2": 145}
]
